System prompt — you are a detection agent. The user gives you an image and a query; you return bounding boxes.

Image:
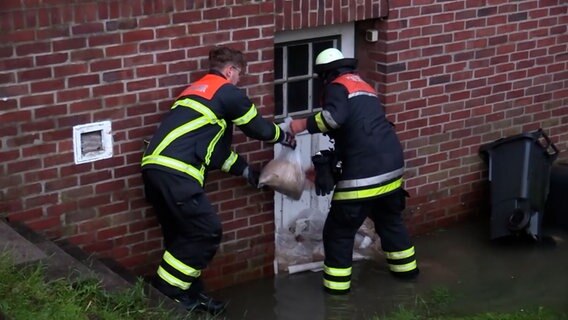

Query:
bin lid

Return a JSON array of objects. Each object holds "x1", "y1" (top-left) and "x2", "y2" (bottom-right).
[{"x1": 478, "y1": 129, "x2": 559, "y2": 161}]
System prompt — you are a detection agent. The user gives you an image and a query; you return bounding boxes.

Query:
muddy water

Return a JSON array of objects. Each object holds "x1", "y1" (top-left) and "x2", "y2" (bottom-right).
[{"x1": 213, "y1": 219, "x2": 568, "y2": 320}]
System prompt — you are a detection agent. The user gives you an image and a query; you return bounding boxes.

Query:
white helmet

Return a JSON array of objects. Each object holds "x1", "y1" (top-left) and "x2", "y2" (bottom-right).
[
  {"x1": 314, "y1": 48, "x2": 357, "y2": 75},
  {"x1": 315, "y1": 48, "x2": 345, "y2": 65}
]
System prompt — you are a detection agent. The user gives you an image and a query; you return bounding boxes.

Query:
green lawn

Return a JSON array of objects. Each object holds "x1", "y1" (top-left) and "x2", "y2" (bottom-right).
[
  {"x1": 370, "y1": 287, "x2": 567, "y2": 320},
  {"x1": 0, "y1": 252, "x2": 206, "y2": 320}
]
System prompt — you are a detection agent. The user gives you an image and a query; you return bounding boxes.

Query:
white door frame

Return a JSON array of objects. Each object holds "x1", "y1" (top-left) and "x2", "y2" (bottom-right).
[{"x1": 273, "y1": 23, "x2": 355, "y2": 274}]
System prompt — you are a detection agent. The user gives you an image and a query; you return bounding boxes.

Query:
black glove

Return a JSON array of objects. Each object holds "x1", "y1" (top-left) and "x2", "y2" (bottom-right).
[
  {"x1": 311, "y1": 152, "x2": 336, "y2": 196},
  {"x1": 280, "y1": 132, "x2": 297, "y2": 150},
  {"x1": 243, "y1": 166, "x2": 260, "y2": 188}
]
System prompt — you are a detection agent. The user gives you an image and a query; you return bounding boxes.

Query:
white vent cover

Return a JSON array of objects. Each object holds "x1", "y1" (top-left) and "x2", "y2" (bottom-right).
[{"x1": 73, "y1": 120, "x2": 113, "y2": 164}]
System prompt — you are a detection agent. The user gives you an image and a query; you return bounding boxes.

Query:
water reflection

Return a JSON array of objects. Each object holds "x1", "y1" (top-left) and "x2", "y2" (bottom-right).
[{"x1": 214, "y1": 222, "x2": 568, "y2": 320}]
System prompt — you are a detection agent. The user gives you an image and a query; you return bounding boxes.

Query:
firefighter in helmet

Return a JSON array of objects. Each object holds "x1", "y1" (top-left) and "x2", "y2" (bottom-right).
[
  {"x1": 142, "y1": 46, "x2": 296, "y2": 314},
  {"x1": 289, "y1": 48, "x2": 419, "y2": 294}
]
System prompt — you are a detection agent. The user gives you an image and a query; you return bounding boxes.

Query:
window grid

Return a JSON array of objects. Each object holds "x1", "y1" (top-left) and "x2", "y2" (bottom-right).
[{"x1": 274, "y1": 37, "x2": 339, "y2": 120}]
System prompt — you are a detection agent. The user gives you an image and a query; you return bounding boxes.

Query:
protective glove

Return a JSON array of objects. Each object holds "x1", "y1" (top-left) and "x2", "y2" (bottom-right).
[
  {"x1": 280, "y1": 131, "x2": 297, "y2": 150},
  {"x1": 242, "y1": 166, "x2": 260, "y2": 188},
  {"x1": 311, "y1": 152, "x2": 336, "y2": 196}
]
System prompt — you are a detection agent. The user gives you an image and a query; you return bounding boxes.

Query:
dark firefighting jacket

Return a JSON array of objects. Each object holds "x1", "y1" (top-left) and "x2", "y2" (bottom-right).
[
  {"x1": 141, "y1": 71, "x2": 285, "y2": 186},
  {"x1": 305, "y1": 71, "x2": 405, "y2": 201}
]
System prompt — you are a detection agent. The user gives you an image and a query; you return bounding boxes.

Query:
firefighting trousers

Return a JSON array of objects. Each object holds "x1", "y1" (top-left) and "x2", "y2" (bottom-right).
[
  {"x1": 322, "y1": 188, "x2": 418, "y2": 294},
  {"x1": 142, "y1": 169, "x2": 222, "y2": 298}
]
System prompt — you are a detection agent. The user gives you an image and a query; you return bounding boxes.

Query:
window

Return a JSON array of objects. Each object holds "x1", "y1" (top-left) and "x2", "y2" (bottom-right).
[
  {"x1": 274, "y1": 37, "x2": 339, "y2": 119},
  {"x1": 274, "y1": 23, "x2": 354, "y2": 120}
]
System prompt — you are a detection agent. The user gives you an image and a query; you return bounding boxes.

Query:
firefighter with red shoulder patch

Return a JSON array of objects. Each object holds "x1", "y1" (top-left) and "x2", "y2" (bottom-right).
[
  {"x1": 289, "y1": 48, "x2": 419, "y2": 295},
  {"x1": 142, "y1": 46, "x2": 296, "y2": 314}
]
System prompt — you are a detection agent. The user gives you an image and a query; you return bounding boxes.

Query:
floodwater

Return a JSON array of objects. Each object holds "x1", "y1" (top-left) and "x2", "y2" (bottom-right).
[{"x1": 213, "y1": 218, "x2": 568, "y2": 320}]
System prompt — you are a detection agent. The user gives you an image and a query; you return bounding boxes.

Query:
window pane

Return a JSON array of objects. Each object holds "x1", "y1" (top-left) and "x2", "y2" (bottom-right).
[
  {"x1": 287, "y1": 44, "x2": 309, "y2": 77},
  {"x1": 275, "y1": 83, "x2": 283, "y2": 116},
  {"x1": 287, "y1": 80, "x2": 308, "y2": 113},
  {"x1": 312, "y1": 79, "x2": 323, "y2": 109},
  {"x1": 275, "y1": 47, "x2": 283, "y2": 80}
]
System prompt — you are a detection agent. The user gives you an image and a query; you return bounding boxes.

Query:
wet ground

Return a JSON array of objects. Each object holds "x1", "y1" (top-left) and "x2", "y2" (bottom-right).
[{"x1": 214, "y1": 217, "x2": 568, "y2": 320}]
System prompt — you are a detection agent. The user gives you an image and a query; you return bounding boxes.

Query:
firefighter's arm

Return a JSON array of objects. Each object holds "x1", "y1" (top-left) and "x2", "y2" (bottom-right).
[
  {"x1": 218, "y1": 150, "x2": 260, "y2": 188},
  {"x1": 222, "y1": 86, "x2": 285, "y2": 143},
  {"x1": 304, "y1": 84, "x2": 349, "y2": 134},
  {"x1": 219, "y1": 150, "x2": 248, "y2": 176},
  {"x1": 229, "y1": 98, "x2": 295, "y2": 148},
  {"x1": 239, "y1": 117, "x2": 296, "y2": 149}
]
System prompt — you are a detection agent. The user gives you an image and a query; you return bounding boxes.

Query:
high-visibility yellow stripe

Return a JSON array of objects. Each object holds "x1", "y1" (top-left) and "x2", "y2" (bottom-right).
[
  {"x1": 173, "y1": 98, "x2": 219, "y2": 123},
  {"x1": 333, "y1": 178, "x2": 402, "y2": 201},
  {"x1": 315, "y1": 112, "x2": 328, "y2": 132},
  {"x1": 170, "y1": 99, "x2": 228, "y2": 169},
  {"x1": 385, "y1": 246, "x2": 415, "y2": 260},
  {"x1": 163, "y1": 251, "x2": 201, "y2": 277},
  {"x1": 389, "y1": 260, "x2": 418, "y2": 273},
  {"x1": 157, "y1": 266, "x2": 191, "y2": 290},
  {"x1": 142, "y1": 155, "x2": 204, "y2": 186},
  {"x1": 268, "y1": 124, "x2": 281, "y2": 143},
  {"x1": 232, "y1": 104, "x2": 258, "y2": 126},
  {"x1": 152, "y1": 117, "x2": 210, "y2": 155},
  {"x1": 143, "y1": 98, "x2": 226, "y2": 183},
  {"x1": 204, "y1": 119, "x2": 227, "y2": 166},
  {"x1": 221, "y1": 151, "x2": 238, "y2": 173},
  {"x1": 323, "y1": 279, "x2": 350, "y2": 291},
  {"x1": 324, "y1": 265, "x2": 352, "y2": 277}
]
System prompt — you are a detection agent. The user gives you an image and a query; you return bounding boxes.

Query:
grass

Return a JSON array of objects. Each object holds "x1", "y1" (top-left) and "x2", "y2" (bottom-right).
[
  {"x1": 370, "y1": 286, "x2": 568, "y2": 320},
  {"x1": 0, "y1": 251, "x2": 218, "y2": 320}
]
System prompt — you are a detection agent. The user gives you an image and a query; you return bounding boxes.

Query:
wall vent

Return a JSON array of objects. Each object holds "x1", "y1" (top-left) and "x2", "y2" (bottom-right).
[{"x1": 73, "y1": 121, "x2": 113, "y2": 164}]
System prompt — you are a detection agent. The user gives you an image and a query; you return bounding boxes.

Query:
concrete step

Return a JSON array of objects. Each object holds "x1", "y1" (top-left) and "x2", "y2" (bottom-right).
[
  {"x1": 0, "y1": 219, "x2": 46, "y2": 265},
  {"x1": 0, "y1": 219, "x2": 186, "y2": 316}
]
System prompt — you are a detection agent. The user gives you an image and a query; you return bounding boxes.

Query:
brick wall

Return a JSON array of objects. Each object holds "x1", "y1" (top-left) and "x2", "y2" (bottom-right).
[
  {"x1": 0, "y1": 0, "x2": 281, "y2": 289},
  {"x1": 274, "y1": 0, "x2": 387, "y2": 30},
  {"x1": 1, "y1": 0, "x2": 566, "y2": 291},
  {"x1": 359, "y1": 0, "x2": 567, "y2": 233}
]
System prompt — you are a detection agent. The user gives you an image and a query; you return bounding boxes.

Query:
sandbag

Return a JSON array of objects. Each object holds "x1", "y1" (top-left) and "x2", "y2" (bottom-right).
[{"x1": 259, "y1": 146, "x2": 305, "y2": 200}]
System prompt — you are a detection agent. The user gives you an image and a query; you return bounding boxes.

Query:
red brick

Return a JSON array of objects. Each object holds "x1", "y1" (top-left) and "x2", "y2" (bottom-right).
[
  {"x1": 26, "y1": 217, "x2": 61, "y2": 232},
  {"x1": 97, "y1": 225, "x2": 128, "y2": 240},
  {"x1": 83, "y1": 239, "x2": 114, "y2": 253},
  {"x1": 46, "y1": 201, "x2": 79, "y2": 219},
  {"x1": 92, "y1": 83, "x2": 124, "y2": 96},
  {"x1": 52, "y1": 37, "x2": 87, "y2": 52},
  {"x1": 55, "y1": 88, "x2": 88, "y2": 103},
  {"x1": 68, "y1": 74, "x2": 100, "y2": 87},
  {"x1": 31, "y1": 79, "x2": 65, "y2": 92},
  {"x1": 88, "y1": 33, "x2": 121, "y2": 47},
  {"x1": 52, "y1": 64, "x2": 86, "y2": 78},
  {"x1": 123, "y1": 29, "x2": 154, "y2": 43},
  {"x1": 21, "y1": 142, "x2": 57, "y2": 158},
  {"x1": 35, "y1": 53, "x2": 68, "y2": 66},
  {"x1": 72, "y1": 22, "x2": 104, "y2": 35},
  {"x1": 51, "y1": 117, "x2": 85, "y2": 132}
]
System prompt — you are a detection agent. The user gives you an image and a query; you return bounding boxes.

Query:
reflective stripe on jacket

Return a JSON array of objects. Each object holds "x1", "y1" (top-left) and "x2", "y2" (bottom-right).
[
  {"x1": 306, "y1": 72, "x2": 405, "y2": 202},
  {"x1": 142, "y1": 73, "x2": 283, "y2": 184}
]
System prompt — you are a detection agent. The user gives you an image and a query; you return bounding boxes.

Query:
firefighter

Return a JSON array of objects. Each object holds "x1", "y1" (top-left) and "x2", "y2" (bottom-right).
[
  {"x1": 289, "y1": 48, "x2": 419, "y2": 295},
  {"x1": 141, "y1": 46, "x2": 296, "y2": 314}
]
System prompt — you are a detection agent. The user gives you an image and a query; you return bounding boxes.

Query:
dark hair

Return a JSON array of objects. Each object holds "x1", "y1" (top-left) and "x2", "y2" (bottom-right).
[{"x1": 209, "y1": 46, "x2": 246, "y2": 71}]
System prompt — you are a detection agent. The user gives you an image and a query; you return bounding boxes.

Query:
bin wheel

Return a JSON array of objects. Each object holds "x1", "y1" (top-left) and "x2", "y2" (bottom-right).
[{"x1": 508, "y1": 209, "x2": 531, "y2": 231}]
